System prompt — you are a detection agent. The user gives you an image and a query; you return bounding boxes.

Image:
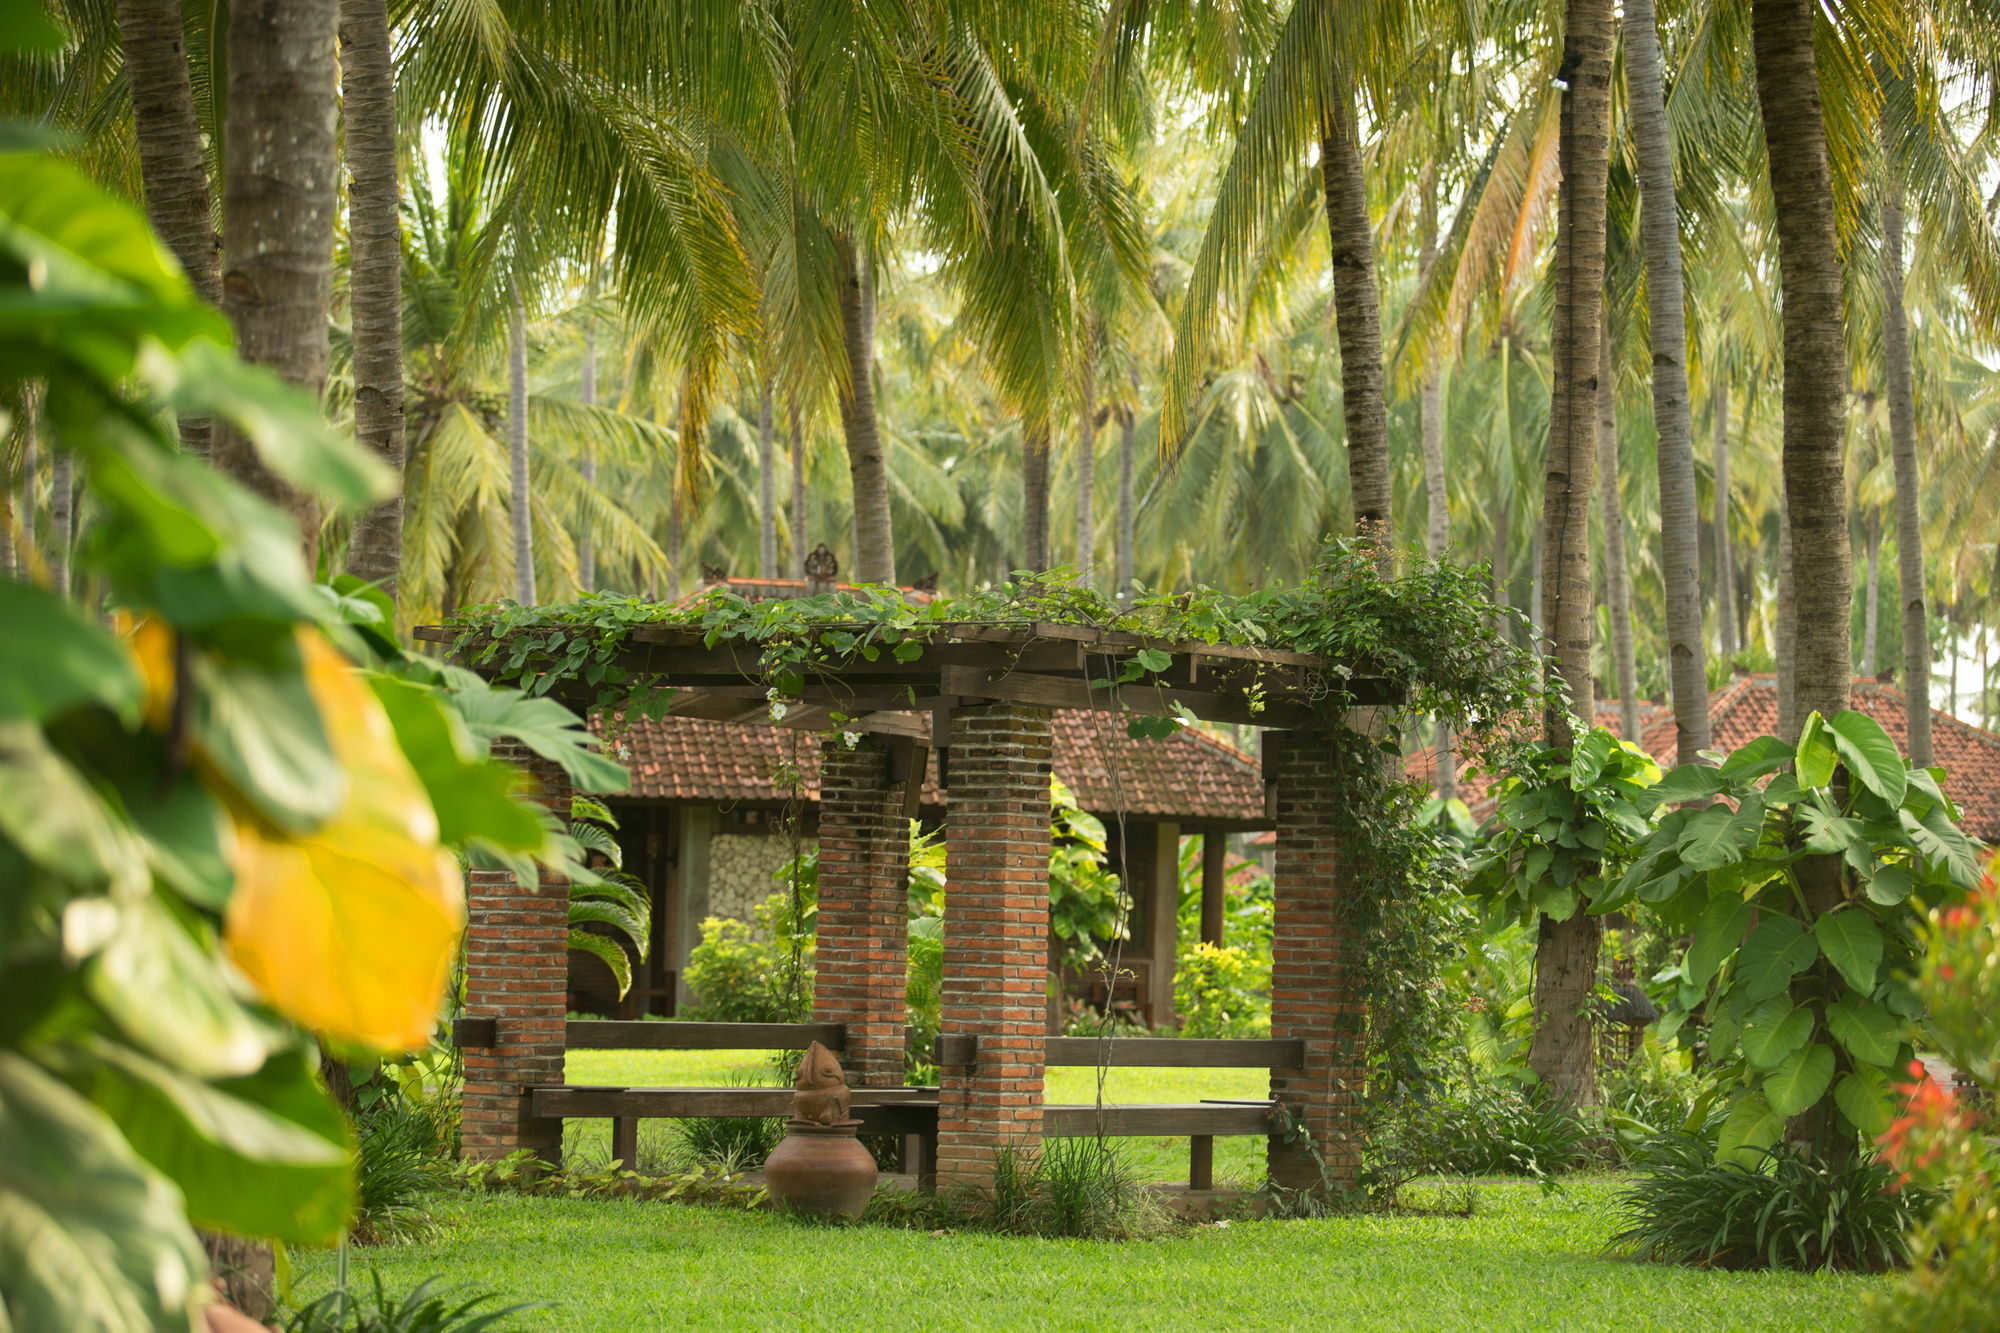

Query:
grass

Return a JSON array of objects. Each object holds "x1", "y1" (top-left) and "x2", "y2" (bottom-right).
[
  {"x1": 562, "y1": 1049, "x2": 1269, "y2": 1184},
  {"x1": 292, "y1": 1180, "x2": 1881, "y2": 1331}
]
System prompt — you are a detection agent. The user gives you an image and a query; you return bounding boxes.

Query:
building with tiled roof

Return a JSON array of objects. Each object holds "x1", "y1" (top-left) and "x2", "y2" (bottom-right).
[
  {"x1": 1409, "y1": 674, "x2": 2000, "y2": 840},
  {"x1": 578, "y1": 712, "x2": 1269, "y2": 1023}
]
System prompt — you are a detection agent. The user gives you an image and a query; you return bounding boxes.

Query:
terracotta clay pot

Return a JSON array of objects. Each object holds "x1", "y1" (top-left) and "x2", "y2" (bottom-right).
[{"x1": 763, "y1": 1119, "x2": 878, "y2": 1219}]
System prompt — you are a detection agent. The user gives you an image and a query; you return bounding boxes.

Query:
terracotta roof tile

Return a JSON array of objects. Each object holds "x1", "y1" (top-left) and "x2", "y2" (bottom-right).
[{"x1": 599, "y1": 711, "x2": 1268, "y2": 825}]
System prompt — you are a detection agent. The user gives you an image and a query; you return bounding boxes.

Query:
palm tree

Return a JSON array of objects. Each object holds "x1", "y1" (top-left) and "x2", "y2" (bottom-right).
[
  {"x1": 508, "y1": 284, "x2": 534, "y2": 604},
  {"x1": 1599, "y1": 322, "x2": 1640, "y2": 741},
  {"x1": 215, "y1": 0, "x2": 340, "y2": 560},
  {"x1": 1879, "y1": 161, "x2": 1931, "y2": 764},
  {"x1": 340, "y1": 0, "x2": 407, "y2": 592},
  {"x1": 1529, "y1": 0, "x2": 1614, "y2": 1113},
  {"x1": 1623, "y1": 0, "x2": 1706, "y2": 763}
]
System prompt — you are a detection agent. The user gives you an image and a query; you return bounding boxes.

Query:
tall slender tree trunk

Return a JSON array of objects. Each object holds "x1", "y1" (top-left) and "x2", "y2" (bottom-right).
[
  {"x1": 1022, "y1": 421, "x2": 1051, "y2": 572},
  {"x1": 1492, "y1": 490, "x2": 1513, "y2": 640},
  {"x1": 757, "y1": 377, "x2": 778, "y2": 579},
  {"x1": 1419, "y1": 181, "x2": 1456, "y2": 801},
  {"x1": 1530, "y1": 0, "x2": 1615, "y2": 1114},
  {"x1": 339, "y1": 0, "x2": 406, "y2": 594},
  {"x1": 1598, "y1": 324, "x2": 1640, "y2": 741},
  {"x1": 1777, "y1": 492, "x2": 1798, "y2": 737},
  {"x1": 833, "y1": 233, "x2": 894, "y2": 584},
  {"x1": 1860, "y1": 515, "x2": 1881, "y2": 677},
  {"x1": 1754, "y1": 0, "x2": 1856, "y2": 1159},
  {"x1": 508, "y1": 287, "x2": 535, "y2": 605},
  {"x1": 1115, "y1": 403, "x2": 1135, "y2": 606},
  {"x1": 118, "y1": 0, "x2": 221, "y2": 461},
  {"x1": 48, "y1": 450, "x2": 72, "y2": 598},
  {"x1": 1627, "y1": 0, "x2": 1708, "y2": 761},
  {"x1": 1317, "y1": 84, "x2": 1390, "y2": 543},
  {"x1": 1881, "y1": 178, "x2": 1932, "y2": 764},
  {"x1": 217, "y1": 0, "x2": 338, "y2": 563},
  {"x1": 1076, "y1": 352, "x2": 1097, "y2": 588},
  {"x1": 576, "y1": 320, "x2": 597, "y2": 591},
  {"x1": 789, "y1": 404, "x2": 808, "y2": 578},
  {"x1": 1712, "y1": 376, "x2": 1739, "y2": 660}
]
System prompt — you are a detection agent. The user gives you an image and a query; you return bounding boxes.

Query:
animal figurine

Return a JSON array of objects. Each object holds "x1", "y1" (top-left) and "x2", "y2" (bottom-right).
[{"x1": 791, "y1": 1041, "x2": 852, "y2": 1125}]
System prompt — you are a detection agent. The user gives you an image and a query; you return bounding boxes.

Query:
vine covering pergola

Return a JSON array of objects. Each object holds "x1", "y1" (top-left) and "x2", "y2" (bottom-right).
[{"x1": 426, "y1": 558, "x2": 1526, "y2": 1196}]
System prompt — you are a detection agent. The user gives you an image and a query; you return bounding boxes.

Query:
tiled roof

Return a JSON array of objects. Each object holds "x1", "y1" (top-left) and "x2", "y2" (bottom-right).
[
  {"x1": 1409, "y1": 675, "x2": 2000, "y2": 840},
  {"x1": 600, "y1": 711, "x2": 1269, "y2": 825},
  {"x1": 1404, "y1": 700, "x2": 1664, "y2": 813}
]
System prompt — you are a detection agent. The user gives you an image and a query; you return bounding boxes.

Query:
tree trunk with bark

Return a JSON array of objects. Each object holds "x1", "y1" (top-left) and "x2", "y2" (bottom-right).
[
  {"x1": 1419, "y1": 184, "x2": 1456, "y2": 801},
  {"x1": 833, "y1": 234, "x2": 894, "y2": 584},
  {"x1": 48, "y1": 450, "x2": 71, "y2": 598},
  {"x1": 576, "y1": 320, "x2": 597, "y2": 591},
  {"x1": 789, "y1": 403, "x2": 808, "y2": 578},
  {"x1": 757, "y1": 377, "x2": 778, "y2": 579},
  {"x1": 217, "y1": 0, "x2": 340, "y2": 562},
  {"x1": 1076, "y1": 352, "x2": 1097, "y2": 588},
  {"x1": 339, "y1": 0, "x2": 406, "y2": 593},
  {"x1": 1860, "y1": 514, "x2": 1881, "y2": 678},
  {"x1": 118, "y1": 0, "x2": 221, "y2": 462},
  {"x1": 1115, "y1": 402, "x2": 1135, "y2": 605},
  {"x1": 1881, "y1": 179, "x2": 1932, "y2": 764},
  {"x1": 1022, "y1": 421, "x2": 1051, "y2": 572},
  {"x1": 1598, "y1": 325, "x2": 1640, "y2": 742},
  {"x1": 508, "y1": 287, "x2": 535, "y2": 605},
  {"x1": 1530, "y1": 0, "x2": 1615, "y2": 1114},
  {"x1": 1626, "y1": 0, "x2": 1708, "y2": 762},
  {"x1": 1713, "y1": 377, "x2": 1739, "y2": 661},
  {"x1": 1317, "y1": 84, "x2": 1390, "y2": 544}
]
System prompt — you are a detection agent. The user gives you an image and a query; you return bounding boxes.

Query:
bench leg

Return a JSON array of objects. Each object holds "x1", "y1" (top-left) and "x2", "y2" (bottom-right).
[
  {"x1": 1189, "y1": 1135, "x2": 1214, "y2": 1191},
  {"x1": 906, "y1": 1129, "x2": 938, "y2": 1194},
  {"x1": 611, "y1": 1116, "x2": 638, "y2": 1168}
]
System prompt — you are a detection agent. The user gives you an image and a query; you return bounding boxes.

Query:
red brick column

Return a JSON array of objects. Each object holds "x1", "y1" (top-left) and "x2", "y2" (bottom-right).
[
  {"x1": 459, "y1": 747, "x2": 573, "y2": 1164},
  {"x1": 1264, "y1": 727, "x2": 1365, "y2": 1192},
  {"x1": 813, "y1": 734, "x2": 911, "y2": 1086},
  {"x1": 936, "y1": 701, "x2": 1054, "y2": 1189}
]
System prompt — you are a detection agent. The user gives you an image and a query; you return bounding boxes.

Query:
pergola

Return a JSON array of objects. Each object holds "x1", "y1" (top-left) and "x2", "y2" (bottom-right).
[{"x1": 424, "y1": 619, "x2": 1396, "y2": 1195}]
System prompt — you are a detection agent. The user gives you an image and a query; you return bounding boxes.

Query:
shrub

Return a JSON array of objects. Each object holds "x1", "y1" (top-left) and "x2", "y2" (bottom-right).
[
  {"x1": 1172, "y1": 941, "x2": 1271, "y2": 1039},
  {"x1": 681, "y1": 894, "x2": 814, "y2": 1023},
  {"x1": 283, "y1": 1272, "x2": 541, "y2": 1333},
  {"x1": 1613, "y1": 1135, "x2": 1929, "y2": 1272},
  {"x1": 674, "y1": 1113, "x2": 785, "y2": 1172},
  {"x1": 351, "y1": 1099, "x2": 453, "y2": 1245},
  {"x1": 1411, "y1": 1081, "x2": 1594, "y2": 1178},
  {"x1": 876, "y1": 1143, "x2": 1170, "y2": 1239}
]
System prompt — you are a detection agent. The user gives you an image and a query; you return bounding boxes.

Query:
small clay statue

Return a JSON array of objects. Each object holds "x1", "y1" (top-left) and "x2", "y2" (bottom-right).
[{"x1": 791, "y1": 1041, "x2": 852, "y2": 1125}]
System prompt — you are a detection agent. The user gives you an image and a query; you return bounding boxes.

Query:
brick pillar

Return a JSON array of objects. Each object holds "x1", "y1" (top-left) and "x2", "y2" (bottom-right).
[
  {"x1": 936, "y1": 701, "x2": 1053, "y2": 1189},
  {"x1": 459, "y1": 747, "x2": 573, "y2": 1164},
  {"x1": 813, "y1": 733, "x2": 911, "y2": 1086},
  {"x1": 1265, "y1": 727, "x2": 1365, "y2": 1192}
]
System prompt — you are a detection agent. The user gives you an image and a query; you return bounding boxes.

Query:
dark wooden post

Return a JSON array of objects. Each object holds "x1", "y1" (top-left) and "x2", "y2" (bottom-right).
[
  {"x1": 1263, "y1": 729, "x2": 1364, "y2": 1193},
  {"x1": 936, "y1": 701, "x2": 1054, "y2": 1188},
  {"x1": 1199, "y1": 829, "x2": 1226, "y2": 946},
  {"x1": 460, "y1": 744, "x2": 573, "y2": 1165},
  {"x1": 814, "y1": 733, "x2": 913, "y2": 1087}
]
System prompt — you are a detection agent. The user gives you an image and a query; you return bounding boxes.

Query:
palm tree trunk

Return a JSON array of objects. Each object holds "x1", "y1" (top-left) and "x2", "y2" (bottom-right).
[
  {"x1": 789, "y1": 403, "x2": 808, "y2": 578},
  {"x1": 1530, "y1": 0, "x2": 1615, "y2": 1115},
  {"x1": 1881, "y1": 179, "x2": 1932, "y2": 764},
  {"x1": 1777, "y1": 489, "x2": 1798, "y2": 737},
  {"x1": 1754, "y1": 0, "x2": 1855, "y2": 1159},
  {"x1": 1860, "y1": 515, "x2": 1881, "y2": 678},
  {"x1": 508, "y1": 286, "x2": 535, "y2": 605},
  {"x1": 833, "y1": 233, "x2": 894, "y2": 584},
  {"x1": 217, "y1": 0, "x2": 339, "y2": 561},
  {"x1": 757, "y1": 376, "x2": 778, "y2": 579},
  {"x1": 1076, "y1": 353, "x2": 1096, "y2": 588},
  {"x1": 1712, "y1": 376, "x2": 1740, "y2": 660},
  {"x1": 576, "y1": 320, "x2": 597, "y2": 591},
  {"x1": 339, "y1": 0, "x2": 406, "y2": 594},
  {"x1": 118, "y1": 0, "x2": 221, "y2": 460},
  {"x1": 48, "y1": 450, "x2": 72, "y2": 598},
  {"x1": 1492, "y1": 489, "x2": 1512, "y2": 639},
  {"x1": 1626, "y1": 0, "x2": 1707, "y2": 762},
  {"x1": 1598, "y1": 325, "x2": 1640, "y2": 741},
  {"x1": 1022, "y1": 421, "x2": 1051, "y2": 572},
  {"x1": 1116, "y1": 402, "x2": 1135, "y2": 606},
  {"x1": 1418, "y1": 178, "x2": 1449, "y2": 561},
  {"x1": 1317, "y1": 84, "x2": 1390, "y2": 543}
]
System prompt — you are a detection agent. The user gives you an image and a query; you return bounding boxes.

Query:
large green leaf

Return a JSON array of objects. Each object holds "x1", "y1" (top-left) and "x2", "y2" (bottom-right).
[
  {"x1": 1719, "y1": 736, "x2": 1797, "y2": 783},
  {"x1": 0, "y1": 1053, "x2": 209, "y2": 1333},
  {"x1": 1793, "y1": 713, "x2": 1838, "y2": 790},
  {"x1": 84, "y1": 895, "x2": 276, "y2": 1080},
  {"x1": 1812, "y1": 910, "x2": 1884, "y2": 993},
  {"x1": 0, "y1": 153, "x2": 192, "y2": 306},
  {"x1": 1715, "y1": 1090, "x2": 1784, "y2": 1167},
  {"x1": 1825, "y1": 995, "x2": 1903, "y2": 1066},
  {"x1": 1740, "y1": 998, "x2": 1814, "y2": 1070},
  {"x1": 1687, "y1": 893, "x2": 1752, "y2": 990},
  {"x1": 367, "y1": 674, "x2": 545, "y2": 853},
  {"x1": 0, "y1": 581, "x2": 142, "y2": 724},
  {"x1": 1637, "y1": 763, "x2": 1729, "y2": 812},
  {"x1": 1764, "y1": 1042, "x2": 1836, "y2": 1118},
  {"x1": 1834, "y1": 1067, "x2": 1893, "y2": 1138},
  {"x1": 568, "y1": 929, "x2": 633, "y2": 998},
  {"x1": 193, "y1": 639, "x2": 343, "y2": 833},
  {"x1": 1675, "y1": 804, "x2": 1747, "y2": 871},
  {"x1": 1733, "y1": 916, "x2": 1817, "y2": 1004},
  {"x1": 1864, "y1": 863, "x2": 1916, "y2": 906},
  {"x1": 1903, "y1": 804, "x2": 1982, "y2": 889},
  {"x1": 0, "y1": 720, "x2": 148, "y2": 894},
  {"x1": 447, "y1": 679, "x2": 629, "y2": 793},
  {"x1": 87, "y1": 1043, "x2": 353, "y2": 1245},
  {"x1": 1826, "y1": 711, "x2": 1907, "y2": 807}
]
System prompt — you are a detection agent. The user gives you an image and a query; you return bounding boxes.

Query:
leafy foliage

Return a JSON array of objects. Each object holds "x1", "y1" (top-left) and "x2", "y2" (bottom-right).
[
  {"x1": 563, "y1": 797, "x2": 651, "y2": 999},
  {"x1": 283, "y1": 1272, "x2": 542, "y2": 1333},
  {"x1": 1172, "y1": 942, "x2": 1271, "y2": 1039}
]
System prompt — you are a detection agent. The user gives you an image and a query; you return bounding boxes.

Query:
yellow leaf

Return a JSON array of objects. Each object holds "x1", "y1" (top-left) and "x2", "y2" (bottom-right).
[{"x1": 223, "y1": 629, "x2": 462, "y2": 1051}]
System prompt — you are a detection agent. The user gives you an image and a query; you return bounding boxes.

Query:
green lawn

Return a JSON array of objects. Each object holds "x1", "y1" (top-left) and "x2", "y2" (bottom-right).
[
  {"x1": 562, "y1": 1049, "x2": 1270, "y2": 1184},
  {"x1": 295, "y1": 1180, "x2": 1879, "y2": 1331}
]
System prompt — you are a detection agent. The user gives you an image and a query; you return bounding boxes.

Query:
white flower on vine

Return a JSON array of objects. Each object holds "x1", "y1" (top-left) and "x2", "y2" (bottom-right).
[
  {"x1": 768, "y1": 700, "x2": 789, "y2": 721},
  {"x1": 842, "y1": 731, "x2": 861, "y2": 748}
]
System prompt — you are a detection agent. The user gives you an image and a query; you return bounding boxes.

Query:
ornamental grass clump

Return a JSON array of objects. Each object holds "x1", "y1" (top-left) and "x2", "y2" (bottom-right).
[{"x1": 1612, "y1": 1134, "x2": 1928, "y2": 1272}]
